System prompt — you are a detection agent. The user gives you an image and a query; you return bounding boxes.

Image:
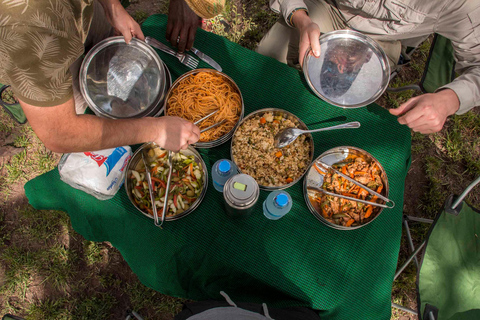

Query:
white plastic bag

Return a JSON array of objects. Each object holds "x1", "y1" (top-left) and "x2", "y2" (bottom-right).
[{"x1": 58, "y1": 146, "x2": 132, "y2": 200}]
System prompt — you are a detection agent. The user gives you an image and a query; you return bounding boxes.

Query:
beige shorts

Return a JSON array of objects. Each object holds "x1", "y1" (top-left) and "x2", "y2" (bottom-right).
[
  {"x1": 256, "y1": 0, "x2": 401, "y2": 71},
  {"x1": 70, "y1": 0, "x2": 114, "y2": 114}
]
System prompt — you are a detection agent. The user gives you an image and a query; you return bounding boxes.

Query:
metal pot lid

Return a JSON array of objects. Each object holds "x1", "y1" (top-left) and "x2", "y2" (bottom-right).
[
  {"x1": 302, "y1": 30, "x2": 390, "y2": 108},
  {"x1": 80, "y1": 37, "x2": 166, "y2": 119}
]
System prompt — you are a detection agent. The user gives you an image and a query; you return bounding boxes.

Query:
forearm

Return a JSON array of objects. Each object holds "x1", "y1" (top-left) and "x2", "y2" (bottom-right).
[
  {"x1": 439, "y1": 69, "x2": 480, "y2": 115},
  {"x1": 292, "y1": 10, "x2": 311, "y2": 30},
  {"x1": 97, "y1": 0, "x2": 121, "y2": 14},
  {"x1": 47, "y1": 114, "x2": 157, "y2": 153},
  {"x1": 20, "y1": 98, "x2": 158, "y2": 153},
  {"x1": 273, "y1": 0, "x2": 308, "y2": 27}
]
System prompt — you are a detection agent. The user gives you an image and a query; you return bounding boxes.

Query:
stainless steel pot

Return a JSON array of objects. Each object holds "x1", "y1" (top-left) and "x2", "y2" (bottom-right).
[
  {"x1": 303, "y1": 146, "x2": 390, "y2": 230},
  {"x1": 80, "y1": 37, "x2": 171, "y2": 119},
  {"x1": 163, "y1": 69, "x2": 244, "y2": 148},
  {"x1": 125, "y1": 142, "x2": 208, "y2": 221},
  {"x1": 230, "y1": 108, "x2": 314, "y2": 191}
]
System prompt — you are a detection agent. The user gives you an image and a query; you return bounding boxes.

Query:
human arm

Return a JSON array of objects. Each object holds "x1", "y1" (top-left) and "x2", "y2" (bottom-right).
[
  {"x1": 20, "y1": 97, "x2": 200, "y2": 153},
  {"x1": 166, "y1": 0, "x2": 202, "y2": 53},
  {"x1": 389, "y1": 89, "x2": 459, "y2": 134},
  {"x1": 97, "y1": 0, "x2": 145, "y2": 43}
]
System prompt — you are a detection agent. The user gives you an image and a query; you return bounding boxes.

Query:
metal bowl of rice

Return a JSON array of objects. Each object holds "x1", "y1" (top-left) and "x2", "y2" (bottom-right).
[{"x1": 230, "y1": 108, "x2": 314, "y2": 190}]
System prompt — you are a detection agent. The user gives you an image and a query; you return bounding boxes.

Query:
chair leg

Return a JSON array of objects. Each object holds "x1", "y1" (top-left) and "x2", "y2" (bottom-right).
[
  {"x1": 391, "y1": 302, "x2": 418, "y2": 315},
  {"x1": 403, "y1": 218, "x2": 419, "y2": 268}
]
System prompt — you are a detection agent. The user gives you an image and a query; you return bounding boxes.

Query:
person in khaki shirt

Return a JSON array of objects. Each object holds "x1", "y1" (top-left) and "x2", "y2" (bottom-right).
[
  {"x1": 256, "y1": 0, "x2": 480, "y2": 134},
  {"x1": 0, "y1": 0, "x2": 201, "y2": 153}
]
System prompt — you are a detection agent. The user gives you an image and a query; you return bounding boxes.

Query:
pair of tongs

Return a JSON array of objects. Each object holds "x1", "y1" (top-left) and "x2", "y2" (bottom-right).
[
  {"x1": 142, "y1": 146, "x2": 173, "y2": 229},
  {"x1": 194, "y1": 110, "x2": 226, "y2": 133},
  {"x1": 311, "y1": 161, "x2": 395, "y2": 209}
]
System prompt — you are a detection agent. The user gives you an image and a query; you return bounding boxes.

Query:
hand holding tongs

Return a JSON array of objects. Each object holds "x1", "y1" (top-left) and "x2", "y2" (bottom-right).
[
  {"x1": 193, "y1": 110, "x2": 226, "y2": 133},
  {"x1": 312, "y1": 161, "x2": 395, "y2": 209}
]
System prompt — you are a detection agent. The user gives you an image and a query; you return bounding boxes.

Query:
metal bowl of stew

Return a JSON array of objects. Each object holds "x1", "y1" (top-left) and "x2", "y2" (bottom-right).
[{"x1": 303, "y1": 146, "x2": 389, "y2": 230}]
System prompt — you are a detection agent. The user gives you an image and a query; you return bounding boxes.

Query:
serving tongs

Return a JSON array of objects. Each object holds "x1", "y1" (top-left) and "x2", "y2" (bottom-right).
[
  {"x1": 310, "y1": 161, "x2": 395, "y2": 209},
  {"x1": 193, "y1": 110, "x2": 226, "y2": 133},
  {"x1": 142, "y1": 146, "x2": 173, "y2": 228}
]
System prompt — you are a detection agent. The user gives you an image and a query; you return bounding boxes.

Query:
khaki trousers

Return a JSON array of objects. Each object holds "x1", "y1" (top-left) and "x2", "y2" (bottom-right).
[
  {"x1": 70, "y1": 0, "x2": 114, "y2": 114},
  {"x1": 256, "y1": 0, "x2": 401, "y2": 71}
]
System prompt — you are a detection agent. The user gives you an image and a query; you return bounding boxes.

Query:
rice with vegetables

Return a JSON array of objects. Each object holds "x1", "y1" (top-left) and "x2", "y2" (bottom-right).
[{"x1": 232, "y1": 112, "x2": 311, "y2": 187}]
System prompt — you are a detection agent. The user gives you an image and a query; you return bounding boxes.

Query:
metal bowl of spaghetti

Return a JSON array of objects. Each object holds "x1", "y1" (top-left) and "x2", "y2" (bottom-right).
[{"x1": 163, "y1": 69, "x2": 244, "y2": 148}]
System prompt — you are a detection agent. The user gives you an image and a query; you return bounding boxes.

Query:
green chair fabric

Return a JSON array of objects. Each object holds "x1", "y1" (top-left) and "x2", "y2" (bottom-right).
[
  {"x1": 24, "y1": 14, "x2": 412, "y2": 320},
  {"x1": 0, "y1": 84, "x2": 26, "y2": 124},
  {"x1": 418, "y1": 199, "x2": 480, "y2": 320},
  {"x1": 420, "y1": 34, "x2": 456, "y2": 94}
]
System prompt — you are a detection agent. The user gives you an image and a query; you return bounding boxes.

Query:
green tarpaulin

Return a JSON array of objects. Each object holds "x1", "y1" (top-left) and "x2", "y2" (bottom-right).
[
  {"x1": 25, "y1": 15, "x2": 411, "y2": 320},
  {"x1": 419, "y1": 199, "x2": 480, "y2": 320}
]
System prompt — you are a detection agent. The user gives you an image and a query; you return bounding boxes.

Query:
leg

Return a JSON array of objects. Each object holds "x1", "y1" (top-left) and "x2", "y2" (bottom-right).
[
  {"x1": 70, "y1": 0, "x2": 114, "y2": 114},
  {"x1": 256, "y1": 0, "x2": 346, "y2": 69}
]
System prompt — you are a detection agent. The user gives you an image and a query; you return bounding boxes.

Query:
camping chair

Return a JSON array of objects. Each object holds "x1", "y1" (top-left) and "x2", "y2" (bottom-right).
[
  {"x1": 387, "y1": 33, "x2": 456, "y2": 94},
  {"x1": 391, "y1": 176, "x2": 480, "y2": 319}
]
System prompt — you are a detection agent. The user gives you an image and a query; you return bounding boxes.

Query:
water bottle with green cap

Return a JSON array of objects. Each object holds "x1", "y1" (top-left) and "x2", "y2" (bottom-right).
[
  {"x1": 212, "y1": 159, "x2": 238, "y2": 192},
  {"x1": 263, "y1": 191, "x2": 293, "y2": 220}
]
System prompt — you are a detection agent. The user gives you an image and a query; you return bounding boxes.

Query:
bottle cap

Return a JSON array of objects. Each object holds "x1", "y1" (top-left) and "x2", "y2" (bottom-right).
[
  {"x1": 275, "y1": 193, "x2": 289, "y2": 208},
  {"x1": 218, "y1": 160, "x2": 231, "y2": 173}
]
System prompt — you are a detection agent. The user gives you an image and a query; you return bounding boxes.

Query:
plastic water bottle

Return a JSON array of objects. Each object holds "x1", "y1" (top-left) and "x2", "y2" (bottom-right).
[
  {"x1": 212, "y1": 159, "x2": 238, "y2": 192},
  {"x1": 263, "y1": 191, "x2": 293, "y2": 220}
]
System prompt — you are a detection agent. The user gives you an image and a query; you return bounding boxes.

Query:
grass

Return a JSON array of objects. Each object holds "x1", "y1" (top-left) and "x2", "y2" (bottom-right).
[{"x1": 1, "y1": 1, "x2": 479, "y2": 319}]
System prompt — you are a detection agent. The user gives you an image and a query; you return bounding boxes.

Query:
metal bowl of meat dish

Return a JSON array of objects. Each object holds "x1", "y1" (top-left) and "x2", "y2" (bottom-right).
[
  {"x1": 80, "y1": 37, "x2": 171, "y2": 119},
  {"x1": 125, "y1": 142, "x2": 208, "y2": 221},
  {"x1": 304, "y1": 146, "x2": 389, "y2": 230},
  {"x1": 164, "y1": 69, "x2": 244, "y2": 148},
  {"x1": 231, "y1": 108, "x2": 314, "y2": 190}
]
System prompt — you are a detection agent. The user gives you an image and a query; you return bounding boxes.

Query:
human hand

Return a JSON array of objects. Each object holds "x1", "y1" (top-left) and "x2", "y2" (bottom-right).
[
  {"x1": 166, "y1": 0, "x2": 202, "y2": 52},
  {"x1": 99, "y1": 0, "x2": 145, "y2": 44},
  {"x1": 292, "y1": 10, "x2": 321, "y2": 67},
  {"x1": 155, "y1": 116, "x2": 201, "y2": 151},
  {"x1": 389, "y1": 89, "x2": 460, "y2": 134}
]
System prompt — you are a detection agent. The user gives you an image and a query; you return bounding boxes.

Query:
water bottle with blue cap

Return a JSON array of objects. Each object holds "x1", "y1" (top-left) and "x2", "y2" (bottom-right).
[
  {"x1": 263, "y1": 190, "x2": 293, "y2": 220},
  {"x1": 212, "y1": 159, "x2": 238, "y2": 192}
]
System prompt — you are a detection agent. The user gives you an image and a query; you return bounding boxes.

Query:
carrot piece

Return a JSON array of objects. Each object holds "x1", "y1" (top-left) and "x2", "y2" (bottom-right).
[
  {"x1": 275, "y1": 151, "x2": 282, "y2": 158},
  {"x1": 151, "y1": 165, "x2": 158, "y2": 175},
  {"x1": 365, "y1": 205, "x2": 373, "y2": 218},
  {"x1": 342, "y1": 193, "x2": 358, "y2": 198},
  {"x1": 377, "y1": 185, "x2": 383, "y2": 193},
  {"x1": 146, "y1": 208, "x2": 153, "y2": 216},
  {"x1": 322, "y1": 207, "x2": 329, "y2": 218},
  {"x1": 346, "y1": 219, "x2": 355, "y2": 227},
  {"x1": 314, "y1": 164, "x2": 326, "y2": 175},
  {"x1": 286, "y1": 177, "x2": 293, "y2": 183},
  {"x1": 273, "y1": 120, "x2": 280, "y2": 124},
  {"x1": 342, "y1": 165, "x2": 347, "y2": 175},
  {"x1": 260, "y1": 117, "x2": 266, "y2": 124},
  {"x1": 354, "y1": 171, "x2": 369, "y2": 175}
]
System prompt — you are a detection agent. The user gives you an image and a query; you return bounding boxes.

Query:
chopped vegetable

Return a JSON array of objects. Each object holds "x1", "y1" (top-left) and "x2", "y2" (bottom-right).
[
  {"x1": 275, "y1": 151, "x2": 282, "y2": 158},
  {"x1": 129, "y1": 147, "x2": 203, "y2": 217},
  {"x1": 260, "y1": 117, "x2": 266, "y2": 124}
]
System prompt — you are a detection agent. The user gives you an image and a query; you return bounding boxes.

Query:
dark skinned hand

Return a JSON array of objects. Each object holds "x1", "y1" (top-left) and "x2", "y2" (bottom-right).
[{"x1": 166, "y1": 0, "x2": 202, "y2": 52}]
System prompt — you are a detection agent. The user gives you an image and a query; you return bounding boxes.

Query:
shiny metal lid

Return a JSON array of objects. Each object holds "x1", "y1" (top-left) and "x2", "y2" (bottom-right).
[
  {"x1": 303, "y1": 30, "x2": 390, "y2": 108},
  {"x1": 224, "y1": 174, "x2": 259, "y2": 209},
  {"x1": 80, "y1": 37, "x2": 166, "y2": 119}
]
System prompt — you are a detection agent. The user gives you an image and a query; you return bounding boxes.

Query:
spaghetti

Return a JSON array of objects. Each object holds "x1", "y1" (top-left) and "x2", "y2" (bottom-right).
[{"x1": 166, "y1": 71, "x2": 242, "y2": 142}]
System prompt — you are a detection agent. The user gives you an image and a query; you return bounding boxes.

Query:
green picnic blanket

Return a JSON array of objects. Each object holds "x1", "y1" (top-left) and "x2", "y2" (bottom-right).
[{"x1": 25, "y1": 15, "x2": 411, "y2": 320}]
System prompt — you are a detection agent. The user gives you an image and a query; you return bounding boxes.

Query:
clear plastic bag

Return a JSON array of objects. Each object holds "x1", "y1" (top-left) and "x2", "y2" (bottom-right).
[{"x1": 58, "y1": 146, "x2": 132, "y2": 200}]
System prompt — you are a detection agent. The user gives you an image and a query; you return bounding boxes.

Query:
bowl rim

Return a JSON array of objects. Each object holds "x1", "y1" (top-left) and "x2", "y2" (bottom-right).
[
  {"x1": 79, "y1": 36, "x2": 167, "y2": 119},
  {"x1": 162, "y1": 68, "x2": 245, "y2": 148},
  {"x1": 303, "y1": 146, "x2": 390, "y2": 230},
  {"x1": 230, "y1": 108, "x2": 315, "y2": 190},
  {"x1": 124, "y1": 142, "x2": 208, "y2": 221},
  {"x1": 302, "y1": 30, "x2": 390, "y2": 109}
]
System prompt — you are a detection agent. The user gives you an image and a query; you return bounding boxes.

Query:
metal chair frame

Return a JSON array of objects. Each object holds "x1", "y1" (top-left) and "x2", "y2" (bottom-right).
[{"x1": 391, "y1": 176, "x2": 480, "y2": 319}]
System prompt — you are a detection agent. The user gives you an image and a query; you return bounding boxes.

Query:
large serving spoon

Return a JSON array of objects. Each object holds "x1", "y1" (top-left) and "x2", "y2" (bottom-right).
[{"x1": 274, "y1": 121, "x2": 361, "y2": 148}]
